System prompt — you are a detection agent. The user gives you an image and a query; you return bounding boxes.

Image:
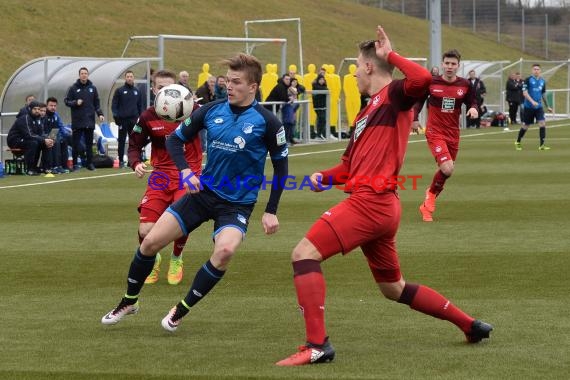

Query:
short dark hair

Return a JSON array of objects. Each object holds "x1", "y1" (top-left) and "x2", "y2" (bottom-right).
[
  {"x1": 222, "y1": 53, "x2": 262, "y2": 86},
  {"x1": 152, "y1": 69, "x2": 176, "y2": 82},
  {"x1": 46, "y1": 97, "x2": 58, "y2": 104},
  {"x1": 442, "y1": 49, "x2": 461, "y2": 62},
  {"x1": 357, "y1": 40, "x2": 394, "y2": 75},
  {"x1": 79, "y1": 67, "x2": 89, "y2": 75},
  {"x1": 533, "y1": 63, "x2": 541, "y2": 68}
]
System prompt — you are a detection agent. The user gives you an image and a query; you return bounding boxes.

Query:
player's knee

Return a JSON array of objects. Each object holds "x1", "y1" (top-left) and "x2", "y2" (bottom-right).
[
  {"x1": 291, "y1": 238, "x2": 322, "y2": 262},
  {"x1": 378, "y1": 280, "x2": 405, "y2": 301},
  {"x1": 140, "y1": 233, "x2": 163, "y2": 256},
  {"x1": 212, "y1": 244, "x2": 237, "y2": 267},
  {"x1": 440, "y1": 162, "x2": 454, "y2": 177},
  {"x1": 138, "y1": 223, "x2": 154, "y2": 239}
]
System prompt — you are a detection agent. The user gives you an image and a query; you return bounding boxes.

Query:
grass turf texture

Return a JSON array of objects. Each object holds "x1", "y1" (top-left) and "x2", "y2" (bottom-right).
[{"x1": 1, "y1": 123, "x2": 569, "y2": 379}]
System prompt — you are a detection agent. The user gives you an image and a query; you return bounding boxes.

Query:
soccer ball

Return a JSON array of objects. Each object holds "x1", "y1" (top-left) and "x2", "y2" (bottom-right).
[{"x1": 154, "y1": 84, "x2": 194, "y2": 121}]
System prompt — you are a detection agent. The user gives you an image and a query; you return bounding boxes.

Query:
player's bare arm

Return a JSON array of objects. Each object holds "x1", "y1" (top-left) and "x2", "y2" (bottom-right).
[{"x1": 542, "y1": 95, "x2": 553, "y2": 112}]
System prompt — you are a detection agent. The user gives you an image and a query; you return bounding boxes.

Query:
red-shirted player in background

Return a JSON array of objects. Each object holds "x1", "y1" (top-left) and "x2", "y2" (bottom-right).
[
  {"x1": 128, "y1": 70, "x2": 202, "y2": 285},
  {"x1": 276, "y1": 27, "x2": 492, "y2": 367},
  {"x1": 413, "y1": 49, "x2": 479, "y2": 222}
]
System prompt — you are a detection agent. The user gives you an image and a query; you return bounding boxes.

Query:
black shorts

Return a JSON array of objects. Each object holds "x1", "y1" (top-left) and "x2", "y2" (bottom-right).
[
  {"x1": 166, "y1": 187, "x2": 254, "y2": 238},
  {"x1": 523, "y1": 107, "x2": 545, "y2": 125}
]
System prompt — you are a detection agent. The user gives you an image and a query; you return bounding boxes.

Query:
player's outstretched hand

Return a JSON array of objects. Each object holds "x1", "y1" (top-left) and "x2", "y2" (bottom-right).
[
  {"x1": 262, "y1": 212, "x2": 279, "y2": 235},
  {"x1": 375, "y1": 25, "x2": 393, "y2": 61}
]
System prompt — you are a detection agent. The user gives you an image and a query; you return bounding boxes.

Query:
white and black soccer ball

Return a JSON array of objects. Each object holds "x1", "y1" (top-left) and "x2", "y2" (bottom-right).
[{"x1": 154, "y1": 84, "x2": 194, "y2": 121}]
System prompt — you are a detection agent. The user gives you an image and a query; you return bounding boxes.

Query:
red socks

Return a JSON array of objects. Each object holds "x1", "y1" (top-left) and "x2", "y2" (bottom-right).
[
  {"x1": 399, "y1": 283, "x2": 474, "y2": 333},
  {"x1": 292, "y1": 259, "x2": 327, "y2": 345},
  {"x1": 173, "y1": 236, "x2": 188, "y2": 257},
  {"x1": 429, "y1": 170, "x2": 449, "y2": 196}
]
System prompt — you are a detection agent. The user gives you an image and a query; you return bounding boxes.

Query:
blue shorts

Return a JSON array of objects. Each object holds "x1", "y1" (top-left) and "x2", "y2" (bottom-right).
[
  {"x1": 166, "y1": 187, "x2": 254, "y2": 238},
  {"x1": 523, "y1": 107, "x2": 545, "y2": 125}
]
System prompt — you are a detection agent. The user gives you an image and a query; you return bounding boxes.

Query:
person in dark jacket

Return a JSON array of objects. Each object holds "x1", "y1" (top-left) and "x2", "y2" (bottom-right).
[
  {"x1": 466, "y1": 70, "x2": 486, "y2": 128},
  {"x1": 194, "y1": 76, "x2": 216, "y2": 105},
  {"x1": 64, "y1": 67, "x2": 105, "y2": 171},
  {"x1": 44, "y1": 97, "x2": 71, "y2": 173},
  {"x1": 7, "y1": 100, "x2": 54, "y2": 175},
  {"x1": 265, "y1": 73, "x2": 291, "y2": 113},
  {"x1": 112, "y1": 70, "x2": 143, "y2": 167},
  {"x1": 213, "y1": 75, "x2": 228, "y2": 100},
  {"x1": 312, "y1": 74, "x2": 328, "y2": 139},
  {"x1": 505, "y1": 71, "x2": 524, "y2": 125}
]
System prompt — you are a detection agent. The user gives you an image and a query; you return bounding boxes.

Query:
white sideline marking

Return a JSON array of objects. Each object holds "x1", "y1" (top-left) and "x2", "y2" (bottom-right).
[
  {"x1": 0, "y1": 172, "x2": 132, "y2": 190},
  {"x1": 1, "y1": 122, "x2": 568, "y2": 191}
]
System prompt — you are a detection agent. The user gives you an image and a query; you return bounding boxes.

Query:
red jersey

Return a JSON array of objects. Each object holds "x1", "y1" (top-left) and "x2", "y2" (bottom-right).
[
  {"x1": 128, "y1": 107, "x2": 202, "y2": 175},
  {"x1": 422, "y1": 76, "x2": 477, "y2": 141},
  {"x1": 320, "y1": 52, "x2": 431, "y2": 193}
]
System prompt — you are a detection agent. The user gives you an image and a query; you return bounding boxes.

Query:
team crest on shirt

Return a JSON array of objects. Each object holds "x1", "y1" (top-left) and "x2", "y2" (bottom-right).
[
  {"x1": 242, "y1": 123, "x2": 254, "y2": 134},
  {"x1": 457, "y1": 89, "x2": 464, "y2": 96},
  {"x1": 435, "y1": 145, "x2": 442, "y2": 153},
  {"x1": 372, "y1": 95, "x2": 381, "y2": 107},
  {"x1": 353, "y1": 116, "x2": 368, "y2": 141}
]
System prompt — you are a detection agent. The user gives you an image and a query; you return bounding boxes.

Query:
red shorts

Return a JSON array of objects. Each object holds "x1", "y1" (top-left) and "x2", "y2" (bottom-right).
[
  {"x1": 139, "y1": 173, "x2": 186, "y2": 223},
  {"x1": 305, "y1": 191, "x2": 402, "y2": 283},
  {"x1": 426, "y1": 136, "x2": 459, "y2": 164}
]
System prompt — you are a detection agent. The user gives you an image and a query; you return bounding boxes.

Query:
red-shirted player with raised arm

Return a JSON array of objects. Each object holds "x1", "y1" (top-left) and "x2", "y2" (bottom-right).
[
  {"x1": 414, "y1": 49, "x2": 479, "y2": 222},
  {"x1": 128, "y1": 69, "x2": 202, "y2": 285},
  {"x1": 276, "y1": 27, "x2": 492, "y2": 367}
]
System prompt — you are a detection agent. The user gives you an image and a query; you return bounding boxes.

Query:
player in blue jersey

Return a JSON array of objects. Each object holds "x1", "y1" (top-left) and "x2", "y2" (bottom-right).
[
  {"x1": 102, "y1": 53, "x2": 289, "y2": 331},
  {"x1": 515, "y1": 64, "x2": 553, "y2": 151}
]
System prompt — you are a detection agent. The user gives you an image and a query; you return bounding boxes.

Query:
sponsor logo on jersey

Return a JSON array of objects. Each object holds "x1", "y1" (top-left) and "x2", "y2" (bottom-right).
[
  {"x1": 214, "y1": 117, "x2": 224, "y2": 124},
  {"x1": 276, "y1": 126, "x2": 287, "y2": 146},
  {"x1": 441, "y1": 97, "x2": 456, "y2": 112},
  {"x1": 354, "y1": 116, "x2": 367, "y2": 141},
  {"x1": 242, "y1": 122, "x2": 254, "y2": 134},
  {"x1": 234, "y1": 136, "x2": 246, "y2": 149}
]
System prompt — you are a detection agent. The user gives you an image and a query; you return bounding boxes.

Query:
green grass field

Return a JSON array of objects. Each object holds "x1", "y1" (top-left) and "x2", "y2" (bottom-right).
[{"x1": 1, "y1": 123, "x2": 569, "y2": 380}]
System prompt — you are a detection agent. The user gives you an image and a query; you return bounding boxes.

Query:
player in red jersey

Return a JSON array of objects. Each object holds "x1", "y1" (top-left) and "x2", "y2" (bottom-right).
[
  {"x1": 127, "y1": 70, "x2": 202, "y2": 285},
  {"x1": 413, "y1": 49, "x2": 479, "y2": 222},
  {"x1": 276, "y1": 27, "x2": 492, "y2": 367}
]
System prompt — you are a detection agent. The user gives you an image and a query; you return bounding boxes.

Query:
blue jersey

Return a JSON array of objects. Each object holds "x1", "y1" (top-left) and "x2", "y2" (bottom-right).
[
  {"x1": 523, "y1": 76, "x2": 546, "y2": 109},
  {"x1": 174, "y1": 99, "x2": 288, "y2": 205}
]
